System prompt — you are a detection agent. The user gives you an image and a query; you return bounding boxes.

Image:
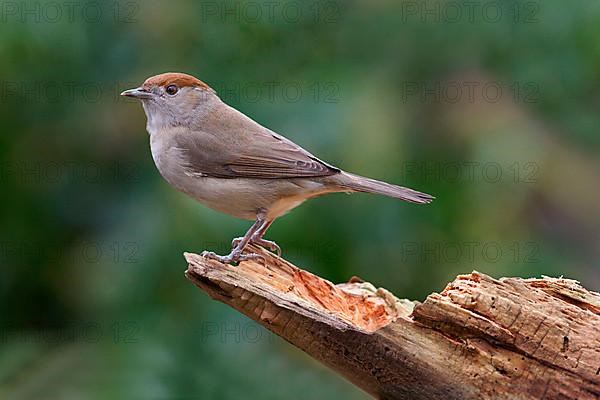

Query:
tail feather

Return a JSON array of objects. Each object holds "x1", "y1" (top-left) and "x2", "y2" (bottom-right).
[{"x1": 335, "y1": 172, "x2": 434, "y2": 204}]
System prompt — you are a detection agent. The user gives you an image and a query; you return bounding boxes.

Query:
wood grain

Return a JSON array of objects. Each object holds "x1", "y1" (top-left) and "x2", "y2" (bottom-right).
[{"x1": 185, "y1": 245, "x2": 600, "y2": 400}]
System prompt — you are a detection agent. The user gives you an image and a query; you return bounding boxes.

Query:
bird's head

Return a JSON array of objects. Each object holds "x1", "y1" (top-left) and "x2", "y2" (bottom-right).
[{"x1": 121, "y1": 72, "x2": 217, "y2": 132}]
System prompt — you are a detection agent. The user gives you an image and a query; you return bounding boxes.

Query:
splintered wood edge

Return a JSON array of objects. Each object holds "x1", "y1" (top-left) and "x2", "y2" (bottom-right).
[
  {"x1": 525, "y1": 276, "x2": 600, "y2": 314},
  {"x1": 184, "y1": 245, "x2": 415, "y2": 333},
  {"x1": 413, "y1": 271, "x2": 600, "y2": 387}
]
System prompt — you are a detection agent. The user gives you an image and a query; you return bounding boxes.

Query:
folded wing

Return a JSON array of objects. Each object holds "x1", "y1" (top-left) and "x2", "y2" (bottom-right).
[{"x1": 173, "y1": 120, "x2": 340, "y2": 179}]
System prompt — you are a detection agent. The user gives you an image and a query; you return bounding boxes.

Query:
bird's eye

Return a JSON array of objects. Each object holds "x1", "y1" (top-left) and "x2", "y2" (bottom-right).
[{"x1": 165, "y1": 85, "x2": 178, "y2": 95}]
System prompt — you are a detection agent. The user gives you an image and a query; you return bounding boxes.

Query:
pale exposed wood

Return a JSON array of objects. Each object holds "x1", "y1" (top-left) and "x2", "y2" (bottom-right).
[{"x1": 184, "y1": 245, "x2": 600, "y2": 400}]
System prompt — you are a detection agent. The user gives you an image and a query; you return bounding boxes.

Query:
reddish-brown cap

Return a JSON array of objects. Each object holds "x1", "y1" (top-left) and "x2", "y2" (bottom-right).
[{"x1": 141, "y1": 72, "x2": 212, "y2": 91}]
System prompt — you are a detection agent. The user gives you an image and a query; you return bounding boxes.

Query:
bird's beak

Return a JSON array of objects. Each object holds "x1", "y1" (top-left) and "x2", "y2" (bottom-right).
[{"x1": 120, "y1": 87, "x2": 153, "y2": 99}]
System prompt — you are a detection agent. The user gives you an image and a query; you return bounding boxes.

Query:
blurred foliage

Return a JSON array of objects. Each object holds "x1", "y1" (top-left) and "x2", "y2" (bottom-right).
[{"x1": 1, "y1": 0, "x2": 599, "y2": 398}]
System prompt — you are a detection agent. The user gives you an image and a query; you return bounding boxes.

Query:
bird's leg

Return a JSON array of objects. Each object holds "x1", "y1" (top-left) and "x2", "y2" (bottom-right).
[
  {"x1": 202, "y1": 216, "x2": 265, "y2": 264},
  {"x1": 231, "y1": 219, "x2": 281, "y2": 257},
  {"x1": 251, "y1": 220, "x2": 281, "y2": 256}
]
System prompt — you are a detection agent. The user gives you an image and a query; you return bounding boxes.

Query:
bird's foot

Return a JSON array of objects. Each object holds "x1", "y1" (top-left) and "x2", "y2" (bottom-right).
[
  {"x1": 231, "y1": 237, "x2": 281, "y2": 257},
  {"x1": 201, "y1": 250, "x2": 266, "y2": 265}
]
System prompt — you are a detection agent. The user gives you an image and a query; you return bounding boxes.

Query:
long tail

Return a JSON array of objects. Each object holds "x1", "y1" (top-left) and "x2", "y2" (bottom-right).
[{"x1": 333, "y1": 172, "x2": 434, "y2": 204}]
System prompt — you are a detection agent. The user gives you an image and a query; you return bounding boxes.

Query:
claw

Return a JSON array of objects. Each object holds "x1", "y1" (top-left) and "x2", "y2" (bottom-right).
[
  {"x1": 254, "y1": 239, "x2": 281, "y2": 257},
  {"x1": 200, "y1": 250, "x2": 214, "y2": 258},
  {"x1": 231, "y1": 237, "x2": 242, "y2": 248},
  {"x1": 201, "y1": 250, "x2": 234, "y2": 264}
]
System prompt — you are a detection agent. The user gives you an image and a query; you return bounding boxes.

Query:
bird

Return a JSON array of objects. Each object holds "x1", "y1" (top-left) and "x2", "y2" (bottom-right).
[{"x1": 122, "y1": 72, "x2": 434, "y2": 264}]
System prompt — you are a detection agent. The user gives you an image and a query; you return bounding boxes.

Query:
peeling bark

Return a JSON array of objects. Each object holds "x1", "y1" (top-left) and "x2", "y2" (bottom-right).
[{"x1": 184, "y1": 245, "x2": 600, "y2": 400}]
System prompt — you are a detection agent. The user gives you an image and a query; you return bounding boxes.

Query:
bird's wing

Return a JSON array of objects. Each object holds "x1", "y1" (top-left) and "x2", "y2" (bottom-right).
[{"x1": 172, "y1": 119, "x2": 340, "y2": 180}]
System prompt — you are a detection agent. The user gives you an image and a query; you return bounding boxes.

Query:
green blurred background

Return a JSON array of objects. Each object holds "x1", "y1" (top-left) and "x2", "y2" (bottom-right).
[{"x1": 1, "y1": 0, "x2": 599, "y2": 398}]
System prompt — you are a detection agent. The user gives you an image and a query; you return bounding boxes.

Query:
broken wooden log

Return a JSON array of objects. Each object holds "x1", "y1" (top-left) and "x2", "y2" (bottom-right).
[{"x1": 184, "y1": 245, "x2": 600, "y2": 400}]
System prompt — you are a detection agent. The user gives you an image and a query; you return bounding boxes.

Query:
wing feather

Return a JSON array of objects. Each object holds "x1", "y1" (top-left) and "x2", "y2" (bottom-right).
[{"x1": 173, "y1": 111, "x2": 340, "y2": 179}]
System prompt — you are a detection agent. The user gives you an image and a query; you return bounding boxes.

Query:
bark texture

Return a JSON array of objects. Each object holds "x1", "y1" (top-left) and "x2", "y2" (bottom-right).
[{"x1": 184, "y1": 245, "x2": 600, "y2": 400}]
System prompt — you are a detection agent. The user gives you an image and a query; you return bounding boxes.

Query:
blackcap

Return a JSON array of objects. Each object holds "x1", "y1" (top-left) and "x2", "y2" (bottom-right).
[{"x1": 122, "y1": 72, "x2": 433, "y2": 264}]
